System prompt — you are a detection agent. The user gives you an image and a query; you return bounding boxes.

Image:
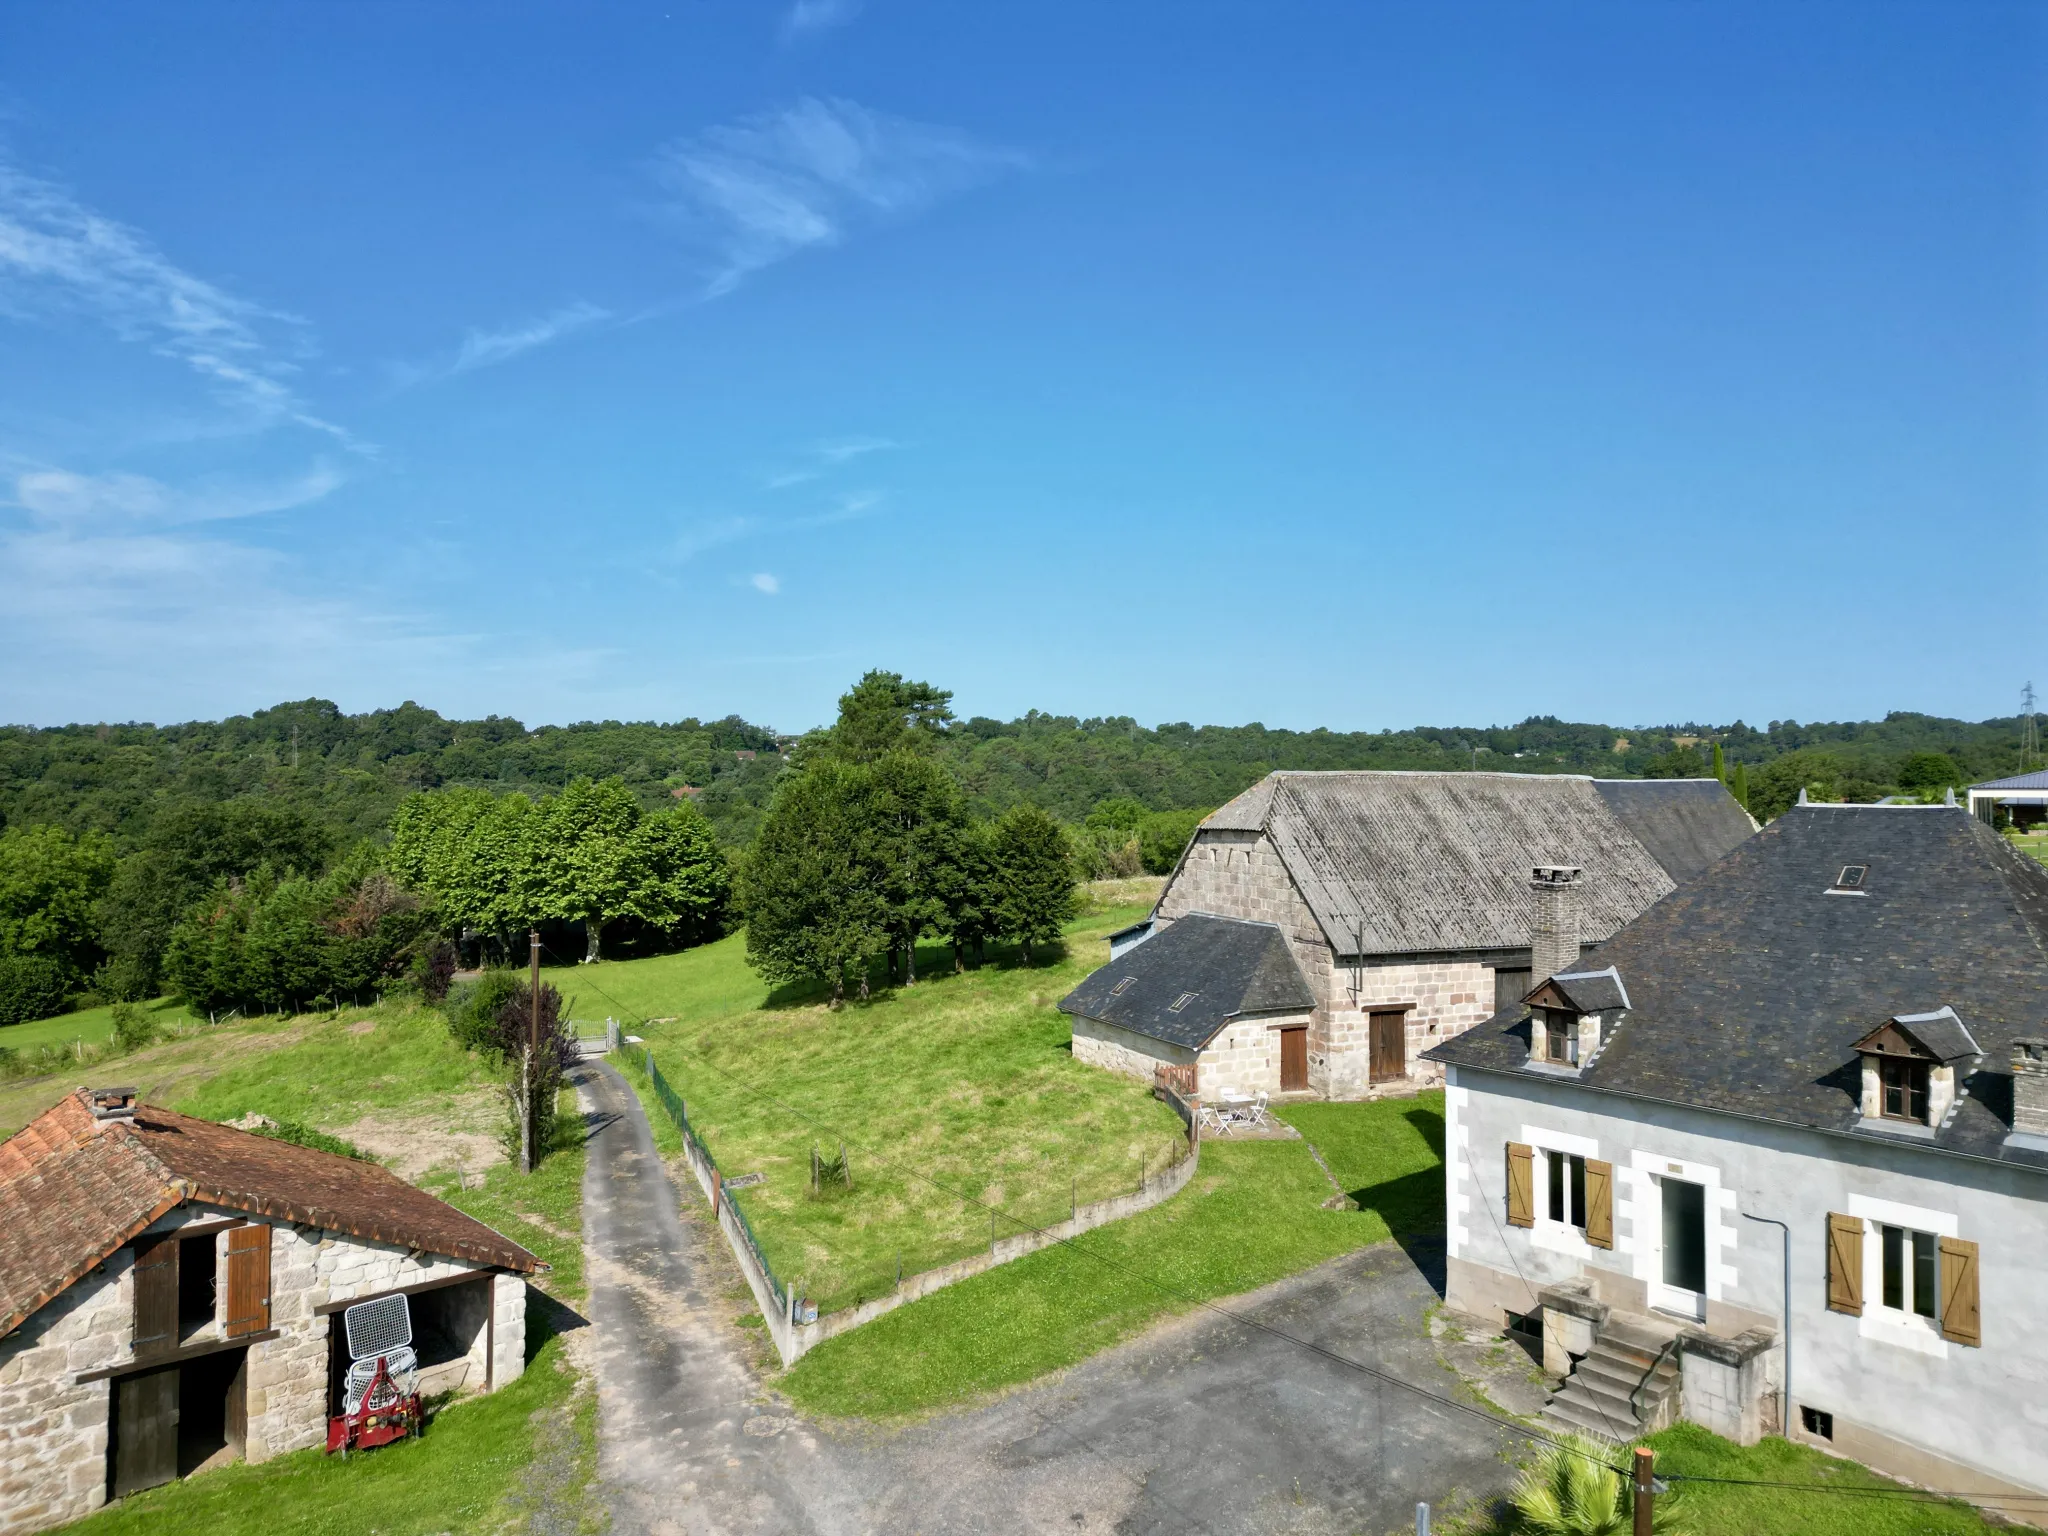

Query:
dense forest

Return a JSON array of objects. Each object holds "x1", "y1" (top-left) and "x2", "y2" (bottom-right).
[{"x1": 0, "y1": 685, "x2": 2036, "y2": 1025}]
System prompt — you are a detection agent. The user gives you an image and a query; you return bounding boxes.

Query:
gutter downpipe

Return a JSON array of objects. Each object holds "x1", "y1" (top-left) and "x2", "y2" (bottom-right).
[{"x1": 1740, "y1": 1206, "x2": 1791, "y2": 1438}]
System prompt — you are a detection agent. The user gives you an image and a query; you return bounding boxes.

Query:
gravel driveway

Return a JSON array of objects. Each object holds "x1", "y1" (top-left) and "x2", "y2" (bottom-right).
[{"x1": 578, "y1": 1059, "x2": 1528, "y2": 1536}]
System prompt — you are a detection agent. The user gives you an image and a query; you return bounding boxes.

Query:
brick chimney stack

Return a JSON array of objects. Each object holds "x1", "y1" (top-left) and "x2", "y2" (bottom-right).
[
  {"x1": 81, "y1": 1086, "x2": 137, "y2": 1127},
  {"x1": 1530, "y1": 866, "x2": 1583, "y2": 984},
  {"x1": 2012, "y1": 1040, "x2": 2048, "y2": 1139}
]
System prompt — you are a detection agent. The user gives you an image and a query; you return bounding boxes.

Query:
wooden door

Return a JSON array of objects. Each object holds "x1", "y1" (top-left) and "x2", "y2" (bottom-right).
[
  {"x1": 111, "y1": 1365, "x2": 179, "y2": 1498},
  {"x1": 223, "y1": 1224, "x2": 271, "y2": 1338},
  {"x1": 131, "y1": 1233, "x2": 178, "y2": 1358},
  {"x1": 1278, "y1": 1027, "x2": 1308, "y2": 1092},
  {"x1": 1369, "y1": 1010, "x2": 1407, "y2": 1084}
]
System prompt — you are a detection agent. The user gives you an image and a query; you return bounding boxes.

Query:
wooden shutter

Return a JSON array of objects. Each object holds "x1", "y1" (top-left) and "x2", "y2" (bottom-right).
[
  {"x1": 1826, "y1": 1212, "x2": 1863, "y2": 1315},
  {"x1": 1506, "y1": 1143, "x2": 1535, "y2": 1228},
  {"x1": 130, "y1": 1233, "x2": 178, "y2": 1355},
  {"x1": 224, "y1": 1223, "x2": 272, "y2": 1338},
  {"x1": 1938, "y1": 1237, "x2": 1980, "y2": 1346},
  {"x1": 1584, "y1": 1159, "x2": 1614, "y2": 1249}
]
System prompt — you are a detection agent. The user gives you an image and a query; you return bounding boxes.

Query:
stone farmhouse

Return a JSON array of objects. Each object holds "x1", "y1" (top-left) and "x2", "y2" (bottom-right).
[
  {"x1": 1427, "y1": 802, "x2": 2048, "y2": 1508},
  {"x1": 1078, "y1": 772, "x2": 1753, "y2": 1101},
  {"x1": 0, "y1": 1089, "x2": 541, "y2": 1535}
]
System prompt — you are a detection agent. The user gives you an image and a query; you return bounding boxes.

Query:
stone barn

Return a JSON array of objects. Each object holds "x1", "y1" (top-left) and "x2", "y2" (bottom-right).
[
  {"x1": 1134, "y1": 772, "x2": 1755, "y2": 1099},
  {"x1": 1060, "y1": 913, "x2": 1317, "y2": 1100},
  {"x1": 0, "y1": 1088, "x2": 542, "y2": 1534}
]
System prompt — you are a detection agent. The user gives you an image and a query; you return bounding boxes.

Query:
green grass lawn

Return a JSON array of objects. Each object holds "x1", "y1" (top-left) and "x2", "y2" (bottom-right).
[
  {"x1": 579, "y1": 909, "x2": 1191, "y2": 1316},
  {"x1": 1639, "y1": 1423, "x2": 2012, "y2": 1536},
  {"x1": 0, "y1": 994, "x2": 202, "y2": 1055},
  {"x1": 780, "y1": 1092, "x2": 1445, "y2": 1417}
]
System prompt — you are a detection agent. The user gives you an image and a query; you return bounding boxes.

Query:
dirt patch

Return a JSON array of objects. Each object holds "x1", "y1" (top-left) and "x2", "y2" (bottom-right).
[
  {"x1": 332, "y1": 1085, "x2": 509, "y2": 1181},
  {"x1": 347, "y1": 1019, "x2": 378, "y2": 1036}
]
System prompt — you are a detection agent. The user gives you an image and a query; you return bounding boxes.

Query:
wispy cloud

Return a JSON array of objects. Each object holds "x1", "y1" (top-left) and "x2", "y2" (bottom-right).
[
  {"x1": 654, "y1": 98, "x2": 1025, "y2": 296},
  {"x1": 670, "y1": 515, "x2": 756, "y2": 563},
  {"x1": 0, "y1": 160, "x2": 350, "y2": 443},
  {"x1": 750, "y1": 572, "x2": 781, "y2": 594},
  {"x1": 780, "y1": 0, "x2": 860, "y2": 42},
  {"x1": 793, "y1": 489, "x2": 883, "y2": 527},
  {"x1": 12, "y1": 462, "x2": 343, "y2": 525},
  {"x1": 453, "y1": 300, "x2": 610, "y2": 374},
  {"x1": 765, "y1": 434, "x2": 899, "y2": 488}
]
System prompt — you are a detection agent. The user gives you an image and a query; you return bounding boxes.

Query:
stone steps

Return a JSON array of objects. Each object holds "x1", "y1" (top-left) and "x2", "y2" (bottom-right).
[{"x1": 1542, "y1": 1328, "x2": 1681, "y2": 1444}]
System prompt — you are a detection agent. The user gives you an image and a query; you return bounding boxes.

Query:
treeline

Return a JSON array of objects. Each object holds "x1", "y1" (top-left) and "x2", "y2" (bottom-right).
[{"x1": 744, "y1": 673, "x2": 1076, "y2": 1004}]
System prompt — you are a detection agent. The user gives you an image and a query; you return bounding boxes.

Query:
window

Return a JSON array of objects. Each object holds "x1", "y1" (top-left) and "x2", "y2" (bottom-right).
[
  {"x1": 1880, "y1": 1224, "x2": 1938, "y2": 1318},
  {"x1": 1168, "y1": 992, "x2": 1196, "y2": 1013},
  {"x1": 1543, "y1": 1012, "x2": 1578, "y2": 1065},
  {"x1": 1800, "y1": 1406, "x2": 1834, "y2": 1440},
  {"x1": 1109, "y1": 977, "x2": 1134, "y2": 996},
  {"x1": 1835, "y1": 865, "x2": 1868, "y2": 889},
  {"x1": 1546, "y1": 1149, "x2": 1586, "y2": 1228},
  {"x1": 1879, "y1": 1056, "x2": 1929, "y2": 1121}
]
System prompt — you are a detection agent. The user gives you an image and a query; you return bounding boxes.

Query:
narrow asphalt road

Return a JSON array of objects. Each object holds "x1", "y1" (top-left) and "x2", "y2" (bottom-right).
[{"x1": 577, "y1": 1058, "x2": 1526, "y2": 1536}]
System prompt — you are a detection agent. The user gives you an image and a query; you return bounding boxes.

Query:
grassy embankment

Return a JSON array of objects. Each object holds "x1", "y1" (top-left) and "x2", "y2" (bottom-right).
[
  {"x1": 580, "y1": 900, "x2": 1444, "y2": 1414},
  {"x1": 7, "y1": 999, "x2": 600, "y2": 1535},
  {"x1": 566, "y1": 905, "x2": 1193, "y2": 1317}
]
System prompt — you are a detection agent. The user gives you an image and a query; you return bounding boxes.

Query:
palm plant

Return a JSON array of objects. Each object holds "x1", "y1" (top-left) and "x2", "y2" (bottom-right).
[{"x1": 1508, "y1": 1436, "x2": 1687, "y2": 1536}]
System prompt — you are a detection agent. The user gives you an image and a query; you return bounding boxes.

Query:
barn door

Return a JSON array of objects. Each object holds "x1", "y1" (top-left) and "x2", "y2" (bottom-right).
[
  {"x1": 1278, "y1": 1027, "x2": 1308, "y2": 1092},
  {"x1": 111, "y1": 1365, "x2": 179, "y2": 1498},
  {"x1": 1369, "y1": 1010, "x2": 1407, "y2": 1083},
  {"x1": 224, "y1": 1224, "x2": 272, "y2": 1338}
]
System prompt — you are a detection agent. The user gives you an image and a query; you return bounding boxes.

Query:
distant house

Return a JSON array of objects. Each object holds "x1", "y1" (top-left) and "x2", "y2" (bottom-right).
[
  {"x1": 734, "y1": 750, "x2": 757, "y2": 763},
  {"x1": 671, "y1": 785, "x2": 702, "y2": 799},
  {"x1": 1125, "y1": 772, "x2": 1754, "y2": 1098},
  {"x1": 0, "y1": 1090, "x2": 540, "y2": 1533},
  {"x1": 1426, "y1": 803, "x2": 2048, "y2": 1505},
  {"x1": 1966, "y1": 769, "x2": 2048, "y2": 831},
  {"x1": 1059, "y1": 914, "x2": 1316, "y2": 1100}
]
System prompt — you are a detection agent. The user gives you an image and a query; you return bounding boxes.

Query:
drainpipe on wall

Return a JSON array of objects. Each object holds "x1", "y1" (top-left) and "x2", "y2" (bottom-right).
[{"x1": 1740, "y1": 1206, "x2": 1792, "y2": 1438}]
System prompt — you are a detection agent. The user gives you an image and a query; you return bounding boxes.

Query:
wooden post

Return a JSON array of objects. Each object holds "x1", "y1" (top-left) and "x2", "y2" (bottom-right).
[
  {"x1": 840, "y1": 1140, "x2": 852, "y2": 1190},
  {"x1": 1632, "y1": 1447, "x2": 1655, "y2": 1536}
]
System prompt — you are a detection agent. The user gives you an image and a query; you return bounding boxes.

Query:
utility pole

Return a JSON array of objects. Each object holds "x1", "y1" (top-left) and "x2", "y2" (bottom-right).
[
  {"x1": 521, "y1": 928, "x2": 541, "y2": 1174},
  {"x1": 1632, "y1": 1446, "x2": 1656, "y2": 1536},
  {"x1": 2022, "y1": 682, "x2": 2039, "y2": 774}
]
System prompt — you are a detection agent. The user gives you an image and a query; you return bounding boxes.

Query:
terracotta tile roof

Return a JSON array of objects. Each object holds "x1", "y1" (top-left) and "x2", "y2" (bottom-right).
[{"x1": 0, "y1": 1090, "x2": 541, "y2": 1337}]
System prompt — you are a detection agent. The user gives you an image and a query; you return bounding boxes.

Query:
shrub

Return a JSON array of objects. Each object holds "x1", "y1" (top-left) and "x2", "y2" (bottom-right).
[
  {"x1": 1506, "y1": 1435, "x2": 1688, "y2": 1536},
  {"x1": 487, "y1": 981, "x2": 576, "y2": 1164},
  {"x1": 446, "y1": 968, "x2": 525, "y2": 1054},
  {"x1": 245, "y1": 1118, "x2": 370, "y2": 1161},
  {"x1": 93, "y1": 952, "x2": 158, "y2": 1004},
  {"x1": 416, "y1": 940, "x2": 458, "y2": 1003},
  {"x1": 1137, "y1": 807, "x2": 1208, "y2": 874},
  {"x1": 0, "y1": 952, "x2": 70, "y2": 1027},
  {"x1": 109, "y1": 1002, "x2": 157, "y2": 1053}
]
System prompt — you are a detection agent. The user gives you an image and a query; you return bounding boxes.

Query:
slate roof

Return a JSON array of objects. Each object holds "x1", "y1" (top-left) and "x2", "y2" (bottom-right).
[
  {"x1": 1865, "y1": 1007, "x2": 1980, "y2": 1064},
  {"x1": 1188, "y1": 772, "x2": 1754, "y2": 958},
  {"x1": 0, "y1": 1091, "x2": 542, "y2": 1336},
  {"x1": 1059, "y1": 913, "x2": 1315, "y2": 1050},
  {"x1": 1426, "y1": 806, "x2": 2048, "y2": 1170},
  {"x1": 1544, "y1": 967, "x2": 1631, "y2": 1014},
  {"x1": 1971, "y1": 770, "x2": 2048, "y2": 792}
]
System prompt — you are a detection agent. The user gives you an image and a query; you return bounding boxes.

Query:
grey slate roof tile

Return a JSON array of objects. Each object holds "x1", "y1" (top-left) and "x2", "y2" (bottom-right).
[
  {"x1": 1058, "y1": 913, "x2": 1314, "y2": 1050},
  {"x1": 1425, "y1": 806, "x2": 2048, "y2": 1169}
]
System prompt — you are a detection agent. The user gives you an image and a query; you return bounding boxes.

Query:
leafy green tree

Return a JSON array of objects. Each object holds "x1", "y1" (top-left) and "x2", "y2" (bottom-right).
[
  {"x1": 0, "y1": 824, "x2": 117, "y2": 981},
  {"x1": 933, "y1": 821, "x2": 999, "y2": 970},
  {"x1": 867, "y1": 750, "x2": 966, "y2": 984},
  {"x1": 1084, "y1": 797, "x2": 1147, "y2": 833},
  {"x1": 1747, "y1": 749, "x2": 1849, "y2": 822},
  {"x1": 826, "y1": 670, "x2": 955, "y2": 763},
  {"x1": 988, "y1": 803, "x2": 1076, "y2": 963},
  {"x1": 741, "y1": 758, "x2": 888, "y2": 1005},
  {"x1": 1898, "y1": 751, "x2": 1962, "y2": 793},
  {"x1": 1710, "y1": 742, "x2": 1726, "y2": 782},
  {"x1": 528, "y1": 777, "x2": 730, "y2": 961},
  {"x1": 1729, "y1": 760, "x2": 1750, "y2": 813},
  {"x1": 0, "y1": 953, "x2": 69, "y2": 1027},
  {"x1": 1137, "y1": 808, "x2": 1209, "y2": 874},
  {"x1": 1641, "y1": 747, "x2": 1708, "y2": 779}
]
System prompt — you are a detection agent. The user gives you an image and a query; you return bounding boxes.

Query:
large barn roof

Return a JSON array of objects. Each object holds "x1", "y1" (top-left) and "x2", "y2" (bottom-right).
[
  {"x1": 0, "y1": 1091, "x2": 541, "y2": 1337},
  {"x1": 1190, "y1": 771, "x2": 1754, "y2": 958}
]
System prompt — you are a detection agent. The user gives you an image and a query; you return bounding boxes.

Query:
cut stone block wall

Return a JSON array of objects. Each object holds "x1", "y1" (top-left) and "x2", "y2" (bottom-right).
[
  {"x1": 1071, "y1": 1015, "x2": 1195, "y2": 1085},
  {"x1": 1197, "y1": 1015, "x2": 1308, "y2": 1100},
  {"x1": 0, "y1": 1252, "x2": 126, "y2": 1535}
]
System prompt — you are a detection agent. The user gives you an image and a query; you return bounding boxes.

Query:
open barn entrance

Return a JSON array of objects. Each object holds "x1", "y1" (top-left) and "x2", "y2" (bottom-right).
[
  {"x1": 108, "y1": 1347, "x2": 247, "y2": 1498},
  {"x1": 326, "y1": 1275, "x2": 495, "y2": 1412}
]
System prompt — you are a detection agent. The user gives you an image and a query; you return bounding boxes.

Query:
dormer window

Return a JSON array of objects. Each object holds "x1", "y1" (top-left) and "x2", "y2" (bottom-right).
[
  {"x1": 1520, "y1": 967, "x2": 1628, "y2": 1072},
  {"x1": 1878, "y1": 1056, "x2": 1928, "y2": 1121},
  {"x1": 1836, "y1": 865, "x2": 1867, "y2": 889},
  {"x1": 1853, "y1": 1008, "x2": 1979, "y2": 1131}
]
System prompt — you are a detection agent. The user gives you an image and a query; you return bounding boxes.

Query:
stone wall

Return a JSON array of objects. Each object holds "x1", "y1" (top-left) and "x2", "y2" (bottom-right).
[
  {"x1": 0, "y1": 1251, "x2": 127, "y2": 1535},
  {"x1": 1197, "y1": 1015, "x2": 1309, "y2": 1100},
  {"x1": 1071, "y1": 1015, "x2": 1195, "y2": 1086}
]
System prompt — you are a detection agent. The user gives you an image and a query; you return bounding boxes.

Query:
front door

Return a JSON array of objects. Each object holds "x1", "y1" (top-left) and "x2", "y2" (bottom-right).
[
  {"x1": 1369, "y1": 1010, "x2": 1407, "y2": 1084},
  {"x1": 1653, "y1": 1176, "x2": 1708, "y2": 1319},
  {"x1": 1279, "y1": 1027, "x2": 1308, "y2": 1092},
  {"x1": 110, "y1": 1364, "x2": 178, "y2": 1498}
]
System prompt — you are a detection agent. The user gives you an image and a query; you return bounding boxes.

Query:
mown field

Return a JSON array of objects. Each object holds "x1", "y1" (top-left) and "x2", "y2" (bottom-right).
[{"x1": 565, "y1": 905, "x2": 1190, "y2": 1317}]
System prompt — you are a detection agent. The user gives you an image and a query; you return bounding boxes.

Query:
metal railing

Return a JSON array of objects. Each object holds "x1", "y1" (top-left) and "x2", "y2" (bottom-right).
[
  {"x1": 633, "y1": 1045, "x2": 789, "y2": 1318},
  {"x1": 1630, "y1": 1336, "x2": 1681, "y2": 1425}
]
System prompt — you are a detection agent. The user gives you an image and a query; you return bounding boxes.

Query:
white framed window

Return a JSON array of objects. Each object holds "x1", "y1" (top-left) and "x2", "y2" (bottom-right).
[
  {"x1": 1878, "y1": 1224, "x2": 1938, "y2": 1320},
  {"x1": 1546, "y1": 1149, "x2": 1587, "y2": 1230}
]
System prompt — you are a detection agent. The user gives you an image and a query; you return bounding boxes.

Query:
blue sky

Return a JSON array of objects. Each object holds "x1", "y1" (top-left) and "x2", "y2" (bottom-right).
[{"x1": 0, "y1": 3, "x2": 2041, "y2": 734}]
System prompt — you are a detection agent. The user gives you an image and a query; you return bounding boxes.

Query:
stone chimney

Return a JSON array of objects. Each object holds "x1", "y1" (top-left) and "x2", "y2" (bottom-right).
[
  {"x1": 2012, "y1": 1040, "x2": 2048, "y2": 1139},
  {"x1": 82, "y1": 1086, "x2": 137, "y2": 1126},
  {"x1": 1530, "y1": 866, "x2": 1583, "y2": 984}
]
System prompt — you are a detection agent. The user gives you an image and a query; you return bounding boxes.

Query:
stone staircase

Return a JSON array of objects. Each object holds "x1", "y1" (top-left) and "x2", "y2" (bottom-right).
[{"x1": 1542, "y1": 1315, "x2": 1682, "y2": 1443}]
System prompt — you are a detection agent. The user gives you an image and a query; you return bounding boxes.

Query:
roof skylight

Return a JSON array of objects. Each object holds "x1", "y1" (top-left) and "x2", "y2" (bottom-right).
[{"x1": 1168, "y1": 992, "x2": 1197, "y2": 1012}]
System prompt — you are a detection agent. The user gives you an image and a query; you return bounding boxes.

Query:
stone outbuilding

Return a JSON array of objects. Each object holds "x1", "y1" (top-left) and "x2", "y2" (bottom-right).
[
  {"x1": 1139, "y1": 771, "x2": 1755, "y2": 1098},
  {"x1": 0, "y1": 1089, "x2": 542, "y2": 1534},
  {"x1": 1059, "y1": 913, "x2": 1317, "y2": 1099}
]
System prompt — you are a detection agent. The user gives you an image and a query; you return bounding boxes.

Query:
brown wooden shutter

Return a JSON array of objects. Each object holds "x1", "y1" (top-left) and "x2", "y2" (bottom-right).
[
  {"x1": 1506, "y1": 1143, "x2": 1535, "y2": 1228},
  {"x1": 130, "y1": 1233, "x2": 178, "y2": 1355},
  {"x1": 1826, "y1": 1212, "x2": 1864, "y2": 1315},
  {"x1": 224, "y1": 1223, "x2": 272, "y2": 1338},
  {"x1": 1938, "y1": 1237, "x2": 1980, "y2": 1346},
  {"x1": 1584, "y1": 1159, "x2": 1614, "y2": 1249}
]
